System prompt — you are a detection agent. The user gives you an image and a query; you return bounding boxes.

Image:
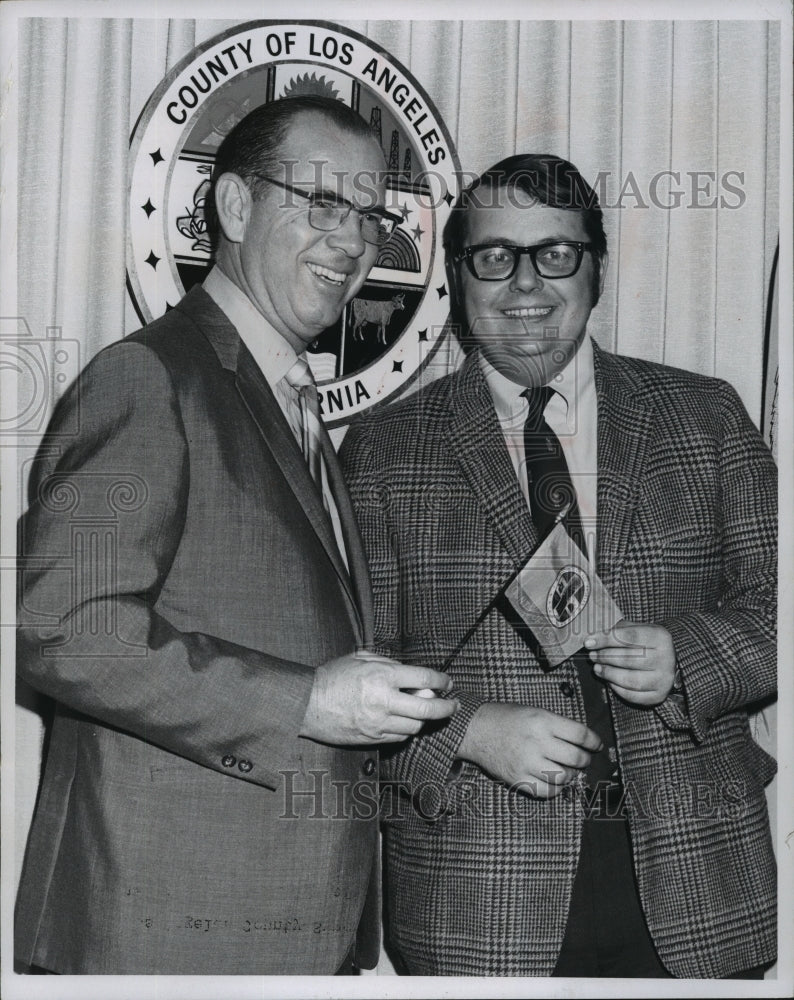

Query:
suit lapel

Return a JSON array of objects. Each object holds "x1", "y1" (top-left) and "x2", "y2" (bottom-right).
[
  {"x1": 441, "y1": 344, "x2": 655, "y2": 599},
  {"x1": 318, "y1": 421, "x2": 373, "y2": 645},
  {"x1": 593, "y1": 342, "x2": 655, "y2": 596},
  {"x1": 445, "y1": 354, "x2": 539, "y2": 570},
  {"x1": 177, "y1": 287, "x2": 365, "y2": 640},
  {"x1": 235, "y1": 352, "x2": 365, "y2": 640}
]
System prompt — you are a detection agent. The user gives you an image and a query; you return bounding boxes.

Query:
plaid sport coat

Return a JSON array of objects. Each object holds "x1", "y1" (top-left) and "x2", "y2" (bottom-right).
[{"x1": 341, "y1": 341, "x2": 777, "y2": 977}]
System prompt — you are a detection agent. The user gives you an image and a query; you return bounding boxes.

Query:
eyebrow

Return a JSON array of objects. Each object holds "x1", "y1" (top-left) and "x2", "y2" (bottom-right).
[
  {"x1": 293, "y1": 184, "x2": 390, "y2": 216},
  {"x1": 473, "y1": 235, "x2": 583, "y2": 246}
]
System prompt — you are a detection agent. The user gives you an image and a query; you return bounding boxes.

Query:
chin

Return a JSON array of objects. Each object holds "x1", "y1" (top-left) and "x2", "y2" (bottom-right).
[
  {"x1": 301, "y1": 301, "x2": 340, "y2": 329},
  {"x1": 482, "y1": 347, "x2": 549, "y2": 386}
]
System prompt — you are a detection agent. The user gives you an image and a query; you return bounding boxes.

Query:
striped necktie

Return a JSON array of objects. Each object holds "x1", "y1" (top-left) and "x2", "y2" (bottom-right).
[
  {"x1": 284, "y1": 357, "x2": 350, "y2": 572},
  {"x1": 284, "y1": 356, "x2": 323, "y2": 488}
]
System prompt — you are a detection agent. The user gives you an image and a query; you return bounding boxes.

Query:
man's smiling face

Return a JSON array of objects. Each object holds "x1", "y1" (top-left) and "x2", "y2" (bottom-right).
[
  {"x1": 461, "y1": 189, "x2": 606, "y2": 387},
  {"x1": 236, "y1": 111, "x2": 387, "y2": 351}
]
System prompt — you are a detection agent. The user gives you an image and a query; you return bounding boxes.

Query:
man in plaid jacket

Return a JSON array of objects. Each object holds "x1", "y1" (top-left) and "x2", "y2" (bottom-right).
[{"x1": 340, "y1": 154, "x2": 777, "y2": 978}]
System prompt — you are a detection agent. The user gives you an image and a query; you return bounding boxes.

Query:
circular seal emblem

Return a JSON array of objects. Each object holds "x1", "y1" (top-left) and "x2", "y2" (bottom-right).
[
  {"x1": 128, "y1": 20, "x2": 460, "y2": 425},
  {"x1": 545, "y1": 565, "x2": 591, "y2": 628}
]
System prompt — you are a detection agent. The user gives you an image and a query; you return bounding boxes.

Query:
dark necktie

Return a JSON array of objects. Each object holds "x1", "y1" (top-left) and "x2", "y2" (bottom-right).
[
  {"x1": 522, "y1": 386, "x2": 586, "y2": 549},
  {"x1": 522, "y1": 386, "x2": 618, "y2": 789}
]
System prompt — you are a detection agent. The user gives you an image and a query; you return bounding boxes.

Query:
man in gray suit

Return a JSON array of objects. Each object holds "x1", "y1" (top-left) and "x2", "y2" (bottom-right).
[
  {"x1": 342, "y1": 153, "x2": 776, "y2": 978},
  {"x1": 15, "y1": 95, "x2": 455, "y2": 976}
]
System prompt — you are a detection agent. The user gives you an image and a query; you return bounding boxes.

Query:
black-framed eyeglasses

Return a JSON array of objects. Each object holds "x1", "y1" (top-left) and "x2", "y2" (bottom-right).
[
  {"x1": 455, "y1": 242, "x2": 592, "y2": 281},
  {"x1": 252, "y1": 174, "x2": 402, "y2": 247}
]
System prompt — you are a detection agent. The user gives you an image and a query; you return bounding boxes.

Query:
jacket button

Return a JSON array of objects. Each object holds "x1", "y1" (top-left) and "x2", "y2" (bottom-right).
[
  {"x1": 238, "y1": 759, "x2": 253, "y2": 773},
  {"x1": 221, "y1": 754, "x2": 236, "y2": 768},
  {"x1": 559, "y1": 681, "x2": 574, "y2": 698},
  {"x1": 362, "y1": 757, "x2": 376, "y2": 777}
]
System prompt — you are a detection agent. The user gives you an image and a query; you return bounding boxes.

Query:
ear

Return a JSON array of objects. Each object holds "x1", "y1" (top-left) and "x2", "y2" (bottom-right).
[
  {"x1": 597, "y1": 250, "x2": 609, "y2": 297},
  {"x1": 214, "y1": 172, "x2": 252, "y2": 245},
  {"x1": 444, "y1": 252, "x2": 470, "y2": 347}
]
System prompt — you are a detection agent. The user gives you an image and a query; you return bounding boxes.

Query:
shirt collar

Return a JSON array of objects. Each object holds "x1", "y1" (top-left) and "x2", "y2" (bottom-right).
[
  {"x1": 203, "y1": 265, "x2": 298, "y2": 388},
  {"x1": 480, "y1": 335, "x2": 595, "y2": 429},
  {"x1": 553, "y1": 335, "x2": 595, "y2": 420}
]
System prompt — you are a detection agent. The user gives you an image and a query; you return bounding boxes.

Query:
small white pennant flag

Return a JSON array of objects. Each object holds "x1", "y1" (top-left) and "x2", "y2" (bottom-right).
[{"x1": 505, "y1": 522, "x2": 623, "y2": 668}]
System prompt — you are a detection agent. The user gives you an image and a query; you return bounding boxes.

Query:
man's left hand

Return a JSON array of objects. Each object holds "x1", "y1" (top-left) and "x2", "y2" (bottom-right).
[{"x1": 584, "y1": 622, "x2": 677, "y2": 706}]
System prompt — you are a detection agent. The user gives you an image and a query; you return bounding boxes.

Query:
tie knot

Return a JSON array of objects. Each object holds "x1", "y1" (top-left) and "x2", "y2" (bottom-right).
[
  {"x1": 284, "y1": 356, "x2": 315, "y2": 392},
  {"x1": 522, "y1": 385, "x2": 554, "y2": 430}
]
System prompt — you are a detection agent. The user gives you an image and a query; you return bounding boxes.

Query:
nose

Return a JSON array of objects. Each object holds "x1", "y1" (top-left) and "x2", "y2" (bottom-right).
[
  {"x1": 326, "y1": 208, "x2": 367, "y2": 258},
  {"x1": 509, "y1": 253, "x2": 542, "y2": 293}
]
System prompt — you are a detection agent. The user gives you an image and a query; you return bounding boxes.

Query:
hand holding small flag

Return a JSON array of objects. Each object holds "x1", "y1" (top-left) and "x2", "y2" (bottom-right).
[
  {"x1": 585, "y1": 622, "x2": 678, "y2": 706},
  {"x1": 504, "y1": 519, "x2": 623, "y2": 668}
]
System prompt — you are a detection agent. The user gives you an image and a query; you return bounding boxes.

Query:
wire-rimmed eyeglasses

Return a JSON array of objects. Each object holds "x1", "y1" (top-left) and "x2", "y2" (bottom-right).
[{"x1": 252, "y1": 174, "x2": 402, "y2": 247}]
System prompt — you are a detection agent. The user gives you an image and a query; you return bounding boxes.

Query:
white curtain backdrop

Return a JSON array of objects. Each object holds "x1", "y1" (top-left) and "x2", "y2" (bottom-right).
[
  {"x1": 17, "y1": 18, "x2": 780, "y2": 413},
  {"x1": 11, "y1": 14, "x2": 781, "y2": 977}
]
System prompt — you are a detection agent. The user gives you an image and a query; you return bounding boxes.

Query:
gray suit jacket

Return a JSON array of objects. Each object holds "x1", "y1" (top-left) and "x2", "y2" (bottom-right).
[
  {"x1": 341, "y1": 342, "x2": 777, "y2": 977},
  {"x1": 16, "y1": 287, "x2": 379, "y2": 974}
]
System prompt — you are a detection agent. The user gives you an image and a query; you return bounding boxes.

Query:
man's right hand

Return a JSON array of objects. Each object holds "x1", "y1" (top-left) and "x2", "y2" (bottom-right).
[
  {"x1": 456, "y1": 704, "x2": 602, "y2": 798},
  {"x1": 300, "y1": 651, "x2": 458, "y2": 745}
]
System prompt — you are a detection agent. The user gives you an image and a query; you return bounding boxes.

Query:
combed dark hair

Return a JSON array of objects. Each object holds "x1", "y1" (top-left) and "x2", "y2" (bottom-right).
[
  {"x1": 443, "y1": 154, "x2": 608, "y2": 332},
  {"x1": 204, "y1": 96, "x2": 376, "y2": 250}
]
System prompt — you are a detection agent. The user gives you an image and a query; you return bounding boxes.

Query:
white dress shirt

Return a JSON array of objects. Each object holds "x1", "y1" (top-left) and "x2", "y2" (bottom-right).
[{"x1": 480, "y1": 336, "x2": 598, "y2": 561}]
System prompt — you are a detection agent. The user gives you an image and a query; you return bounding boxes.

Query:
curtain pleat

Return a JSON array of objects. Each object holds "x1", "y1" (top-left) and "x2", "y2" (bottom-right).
[
  {"x1": 765, "y1": 20, "x2": 781, "y2": 350},
  {"x1": 664, "y1": 22, "x2": 718, "y2": 375},
  {"x1": 165, "y1": 18, "x2": 196, "y2": 68},
  {"x1": 20, "y1": 20, "x2": 131, "y2": 369},
  {"x1": 456, "y1": 20, "x2": 521, "y2": 174},
  {"x1": 614, "y1": 22, "x2": 674, "y2": 363},
  {"x1": 514, "y1": 22, "x2": 572, "y2": 159},
  {"x1": 19, "y1": 19, "x2": 68, "y2": 358},
  {"x1": 407, "y1": 20, "x2": 464, "y2": 153},
  {"x1": 567, "y1": 22, "x2": 623, "y2": 354},
  {"x1": 365, "y1": 19, "x2": 412, "y2": 63},
  {"x1": 56, "y1": 20, "x2": 130, "y2": 358},
  {"x1": 129, "y1": 19, "x2": 170, "y2": 125},
  {"x1": 713, "y1": 22, "x2": 770, "y2": 418}
]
